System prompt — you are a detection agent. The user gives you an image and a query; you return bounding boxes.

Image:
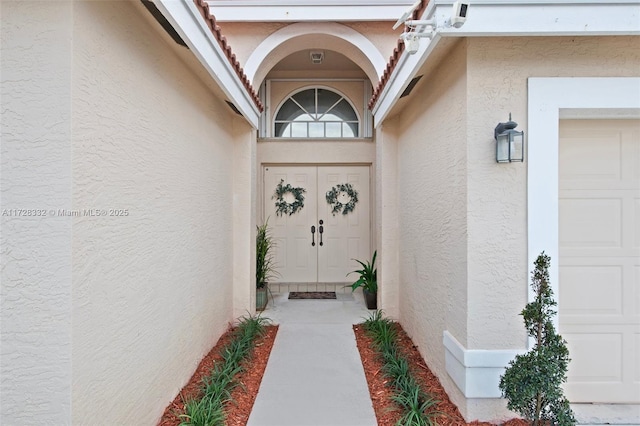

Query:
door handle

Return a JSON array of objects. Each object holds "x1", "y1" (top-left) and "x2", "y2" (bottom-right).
[
  {"x1": 318, "y1": 224, "x2": 323, "y2": 246},
  {"x1": 311, "y1": 225, "x2": 316, "y2": 246}
]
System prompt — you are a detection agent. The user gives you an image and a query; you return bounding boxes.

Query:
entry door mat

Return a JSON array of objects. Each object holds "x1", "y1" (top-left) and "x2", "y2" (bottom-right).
[{"x1": 288, "y1": 291, "x2": 337, "y2": 300}]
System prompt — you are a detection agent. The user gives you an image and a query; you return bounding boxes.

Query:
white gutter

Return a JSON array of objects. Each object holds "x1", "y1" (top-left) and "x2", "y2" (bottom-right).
[{"x1": 153, "y1": 0, "x2": 261, "y2": 128}]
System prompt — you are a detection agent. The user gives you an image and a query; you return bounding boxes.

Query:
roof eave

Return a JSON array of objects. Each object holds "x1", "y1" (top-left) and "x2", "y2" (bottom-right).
[
  {"x1": 372, "y1": 0, "x2": 640, "y2": 125},
  {"x1": 153, "y1": 0, "x2": 262, "y2": 128}
]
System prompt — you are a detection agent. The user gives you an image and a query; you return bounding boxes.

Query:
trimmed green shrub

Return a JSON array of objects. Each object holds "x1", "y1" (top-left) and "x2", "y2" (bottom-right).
[{"x1": 499, "y1": 252, "x2": 576, "y2": 426}]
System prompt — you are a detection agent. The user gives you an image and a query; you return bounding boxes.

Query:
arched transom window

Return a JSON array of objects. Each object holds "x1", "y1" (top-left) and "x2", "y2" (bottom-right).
[{"x1": 274, "y1": 88, "x2": 359, "y2": 138}]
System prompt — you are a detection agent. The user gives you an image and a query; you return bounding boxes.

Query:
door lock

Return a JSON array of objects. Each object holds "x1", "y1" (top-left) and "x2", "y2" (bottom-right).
[
  {"x1": 311, "y1": 225, "x2": 316, "y2": 246},
  {"x1": 318, "y1": 222, "x2": 324, "y2": 246}
]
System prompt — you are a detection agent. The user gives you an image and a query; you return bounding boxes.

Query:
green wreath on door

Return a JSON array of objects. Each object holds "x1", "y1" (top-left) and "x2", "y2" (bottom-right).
[
  {"x1": 326, "y1": 183, "x2": 358, "y2": 216},
  {"x1": 273, "y1": 179, "x2": 306, "y2": 216}
]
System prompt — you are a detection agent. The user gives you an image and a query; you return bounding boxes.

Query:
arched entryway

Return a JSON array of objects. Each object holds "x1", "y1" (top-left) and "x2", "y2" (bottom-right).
[
  {"x1": 249, "y1": 22, "x2": 381, "y2": 291},
  {"x1": 244, "y1": 22, "x2": 386, "y2": 88}
]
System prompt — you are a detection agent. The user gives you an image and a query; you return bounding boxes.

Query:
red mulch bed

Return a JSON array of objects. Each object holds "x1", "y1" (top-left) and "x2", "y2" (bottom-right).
[
  {"x1": 157, "y1": 325, "x2": 278, "y2": 426},
  {"x1": 159, "y1": 320, "x2": 526, "y2": 426},
  {"x1": 353, "y1": 323, "x2": 528, "y2": 426}
]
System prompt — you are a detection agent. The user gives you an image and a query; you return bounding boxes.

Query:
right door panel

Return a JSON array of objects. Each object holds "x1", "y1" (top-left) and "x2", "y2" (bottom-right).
[{"x1": 317, "y1": 166, "x2": 371, "y2": 283}]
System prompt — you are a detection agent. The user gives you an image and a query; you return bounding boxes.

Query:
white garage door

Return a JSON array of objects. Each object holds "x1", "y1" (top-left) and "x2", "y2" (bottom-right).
[{"x1": 559, "y1": 119, "x2": 640, "y2": 403}]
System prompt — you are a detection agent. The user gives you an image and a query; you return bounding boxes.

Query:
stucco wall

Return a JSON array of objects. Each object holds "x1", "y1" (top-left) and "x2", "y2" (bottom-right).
[
  {"x1": 389, "y1": 35, "x2": 640, "y2": 422},
  {"x1": 215, "y1": 22, "x2": 289, "y2": 65},
  {"x1": 1, "y1": 2, "x2": 73, "y2": 423},
  {"x1": 70, "y1": 2, "x2": 242, "y2": 424},
  {"x1": 1, "y1": 1, "x2": 248, "y2": 423},
  {"x1": 465, "y1": 36, "x2": 640, "y2": 352},
  {"x1": 345, "y1": 22, "x2": 402, "y2": 60},
  {"x1": 393, "y1": 39, "x2": 470, "y2": 410},
  {"x1": 233, "y1": 117, "x2": 258, "y2": 319}
]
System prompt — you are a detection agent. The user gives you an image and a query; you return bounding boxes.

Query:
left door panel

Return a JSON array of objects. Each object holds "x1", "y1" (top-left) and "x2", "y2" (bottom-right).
[{"x1": 263, "y1": 166, "x2": 318, "y2": 283}]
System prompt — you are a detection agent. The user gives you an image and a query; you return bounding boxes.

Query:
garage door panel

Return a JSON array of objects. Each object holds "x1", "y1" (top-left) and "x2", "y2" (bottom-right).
[
  {"x1": 636, "y1": 333, "x2": 640, "y2": 383},
  {"x1": 559, "y1": 198, "x2": 622, "y2": 248},
  {"x1": 625, "y1": 126, "x2": 640, "y2": 182},
  {"x1": 635, "y1": 199, "x2": 640, "y2": 248},
  {"x1": 562, "y1": 327, "x2": 640, "y2": 402},
  {"x1": 564, "y1": 331, "x2": 622, "y2": 383},
  {"x1": 636, "y1": 267, "x2": 640, "y2": 318},
  {"x1": 560, "y1": 265, "x2": 623, "y2": 315},
  {"x1": 559, "y1": 132, "x2": 622, "y2": 181},
  {"x1": 559, "y1": 119, "x2": 640, "y2": 404}
]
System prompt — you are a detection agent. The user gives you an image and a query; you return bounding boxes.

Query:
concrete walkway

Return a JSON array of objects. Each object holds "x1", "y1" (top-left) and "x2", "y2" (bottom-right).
[
  {"x1": 246, "y1": 290, "x2": 640, "y2": 426},
  {"x1": 247, "y1": 290, "x2": 377, "y2": 426}
]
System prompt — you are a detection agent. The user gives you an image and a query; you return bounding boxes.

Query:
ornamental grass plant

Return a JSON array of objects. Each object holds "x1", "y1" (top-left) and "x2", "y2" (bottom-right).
[
  {"x1": 362, "y1": 310, "x2": 441, "y2": 426},
  {"x1": 256, "y1": 220, "x2": 278, "y2": 289},
  {"x1": 347, "y1": 250, "x2": 378, "y2": 293},
  {"x1": 179, "y1": 314, "x2": 271, "y2": 426}
]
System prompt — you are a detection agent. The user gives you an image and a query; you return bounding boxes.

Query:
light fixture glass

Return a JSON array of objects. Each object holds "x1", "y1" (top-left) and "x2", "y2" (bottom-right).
[{"x1": 494, "y1": 113, "x2": 524, "y2": 163}]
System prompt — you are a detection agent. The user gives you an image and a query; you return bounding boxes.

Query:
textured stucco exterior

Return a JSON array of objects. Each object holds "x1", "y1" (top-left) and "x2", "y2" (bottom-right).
[
  {"x1": 391, "y1": 38, "x2": 471, "y2": 416},
  {"x1": 2, "y1": 1, "x2": 255, "y2": 424},
  {"x1": 1, "y1": 2, "x2": 74, "y2": 422},
  {"x1": 465, "y1": 36, "x2": 640, "y2": 353},
  {"x1": 385, "y1": 35, "x2": 640, "y2": 421},
  {"x1": 4, "y1": 0, "x2": 640, "y2": 423}
]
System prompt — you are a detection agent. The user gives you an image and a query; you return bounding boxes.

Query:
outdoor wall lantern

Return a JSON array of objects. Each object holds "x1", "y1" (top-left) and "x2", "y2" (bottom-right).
[{"x1": 494, "y1": 113, "x2": 524, "y2": 163}]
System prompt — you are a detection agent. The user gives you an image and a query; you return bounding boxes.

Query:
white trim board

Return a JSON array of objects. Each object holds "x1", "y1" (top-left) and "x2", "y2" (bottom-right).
[
  {"x1": 205, "y1": 0, "x2": 413, "y2": 21},
  {"x1": 428, "y1": 0, "x2": 640, "y2": 37},
  {"x1": 443, "y1": 332, "x2": 526, "y2": 398},
  {"x1": 527, "y1": 77, "x2": 640, "y2": 324}
]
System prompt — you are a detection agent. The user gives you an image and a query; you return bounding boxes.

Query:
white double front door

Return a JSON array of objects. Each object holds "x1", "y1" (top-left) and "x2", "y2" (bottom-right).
[{"x1": 263, "y1": 165, "x2": 370, "y2": 283}]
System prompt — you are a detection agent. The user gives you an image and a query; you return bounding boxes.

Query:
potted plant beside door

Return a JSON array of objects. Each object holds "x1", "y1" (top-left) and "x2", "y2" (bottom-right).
[
  {"x1": 256, "y1": 220, "x2": 278, "y2": 311},
  {"x1": 347, "y1": 250, "x2": 377, "y2": 309}
]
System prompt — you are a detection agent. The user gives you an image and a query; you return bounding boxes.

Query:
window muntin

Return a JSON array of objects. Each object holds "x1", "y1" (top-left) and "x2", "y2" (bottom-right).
[{"x1": 274, "y1": 88, "x2": 359, "y2": 138}]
